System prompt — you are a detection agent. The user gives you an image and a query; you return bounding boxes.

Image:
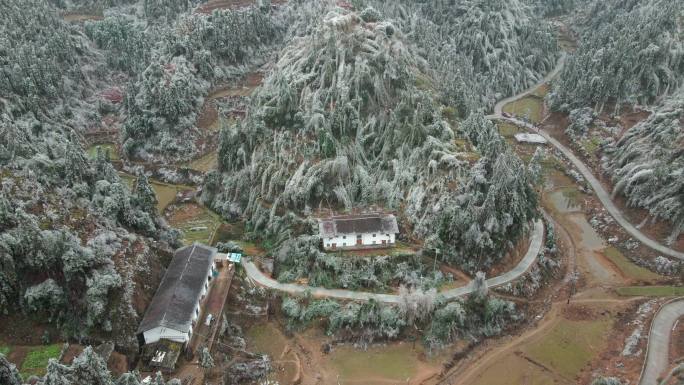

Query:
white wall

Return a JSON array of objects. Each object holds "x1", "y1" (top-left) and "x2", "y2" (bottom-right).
[
  {"x1": 323, "y1": 232, "x2": 396, "y2": 250},
  {"x1": 141, "y1": 261, "x2": 216, "y2": 346},
  {"x1": 143, "y1": 326, "x2": 190, "y2": 345}
]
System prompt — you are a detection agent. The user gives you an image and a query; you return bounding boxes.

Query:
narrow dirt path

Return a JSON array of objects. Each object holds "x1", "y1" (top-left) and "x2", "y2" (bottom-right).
[{"x1": 243, "y1": 219, "x2": 544, "y2": 303}]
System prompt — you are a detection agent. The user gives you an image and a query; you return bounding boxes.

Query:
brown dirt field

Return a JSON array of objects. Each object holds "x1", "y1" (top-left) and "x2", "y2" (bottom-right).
[
  {"x1": 7, "y1": 347, "x2": 29, "y2": 370},
  {"x1": 60, "y1": 344, "x2": 84, "y2": 365},
  {"x1": 109, "y1": 351, "x2": 129, "y2": 376},
  {"x1": 0, "y1": 314, "x2": 56, "y2": 346},
  {"x1": 617, "y1": 109, "x2": 651, "y2": 134},
  {"x1": 196, "y1": 0, "x2": 288, "y2": 13},
  {"x1": 196, "y1": 101, "x2": 218, "y2": 130},
  {"x1": 561, "y1": 304, "x2": 597, "y2": 321},
  {"x1": 208, "y1": 72, "x2": 263, "y2": 99},
  {"x1": 577, "y1": 301, "x2": 648, "y2": 384},
  {"x1": 167, "y1": 203, "x2": 205, "y2": 224},
  {"x1": 196, "y1": 0, "x2": 255, "y2": 13}
]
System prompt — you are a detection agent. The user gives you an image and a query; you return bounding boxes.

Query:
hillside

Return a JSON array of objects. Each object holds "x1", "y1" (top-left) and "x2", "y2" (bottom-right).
[
  {"x1": 603, "y1": 87, "x2": 684, "y2": 244},
  {"x1": 548, "y1": 0, "x2": 684, "y2": 112},
  {"x1": 203, "y1": 6, "x2": 539, "y2": 273},
  {"x1": 359, "y1": 0, "x2": 560, "y2": 115},
  {"x1": 0, "y1": 0, "x2": 178, "y2": 349}
]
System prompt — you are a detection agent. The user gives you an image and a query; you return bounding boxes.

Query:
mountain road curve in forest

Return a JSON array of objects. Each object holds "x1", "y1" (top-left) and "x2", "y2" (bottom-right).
[
  {"x1": 483, "y1": 50, "x2": 683, "y2": 260},
  {"x1": 242, "y1": 219, "x2": 544, "y2": 303},
  {"x1": 639, "y1": 298, "x2": 684, "y2": 385},
  {"x1": 495, "y1": 116, "x2": 684, "y2": 261},
  {"x1": 485, "y1": 52, "x2": 567, "y2": 120}
]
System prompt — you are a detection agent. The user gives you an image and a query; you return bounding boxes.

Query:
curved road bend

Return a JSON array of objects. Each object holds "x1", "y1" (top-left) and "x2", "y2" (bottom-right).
[
  {"x1": 485, "y1": 53, "x2": 567, "y2": 120},
  {"x1": 640, "y1": 298, "x2": 684, "y2": 385},
  {"x1": 497, "y1": 116, "x2": 684, "y2": 261},
  {"x1": 243, "y1": 219, "x2": 544, "y2": 304}
]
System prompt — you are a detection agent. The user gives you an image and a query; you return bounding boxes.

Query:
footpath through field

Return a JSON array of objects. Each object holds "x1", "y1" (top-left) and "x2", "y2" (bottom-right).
[{"x1": 243, "y1": 219, "x2": 544, "y2": 303}]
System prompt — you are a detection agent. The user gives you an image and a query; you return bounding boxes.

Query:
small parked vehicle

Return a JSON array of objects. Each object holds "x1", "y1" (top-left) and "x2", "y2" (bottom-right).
[
  {"x1": 502, "y1": 112, "x2": 513, "y2": 118},
  {"x1": 205, "y1": 314, "x2": 213, "y2": 326}
]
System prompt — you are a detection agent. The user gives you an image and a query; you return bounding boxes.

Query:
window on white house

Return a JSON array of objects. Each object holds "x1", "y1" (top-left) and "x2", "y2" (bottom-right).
[
  {"x1": 326, "y1": 244, "x2": 330, "y2": 248},
  {"x1": 329, "y1": 237, "x2": 333, "y2": 241},
  {"x1": 343, "y1": 235, "x2": 346, "y2": 239},
  {"x1": 373, "y1": 234, "x2": 376, "y2": 237},
  {"x1": 357, "y1": 234, "x2": 362, "y2": 239},
  {"x1": 372, "y1": 241, "x2": 376, "y2": 245}
]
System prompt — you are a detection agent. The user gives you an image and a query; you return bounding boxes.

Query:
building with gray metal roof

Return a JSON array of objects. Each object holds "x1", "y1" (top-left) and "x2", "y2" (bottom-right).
[{"x1": 137, "y1": 244, "x2": 217, "y2": 346}]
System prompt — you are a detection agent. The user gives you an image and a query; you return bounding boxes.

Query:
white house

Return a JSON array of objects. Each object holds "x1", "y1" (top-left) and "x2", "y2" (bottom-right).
[
  {"x1": 136, "y1": 244, "x2": 217, "y2": 347},
  {"x1": 318, "y1": 213, "x2": 399, "y2": 251}
]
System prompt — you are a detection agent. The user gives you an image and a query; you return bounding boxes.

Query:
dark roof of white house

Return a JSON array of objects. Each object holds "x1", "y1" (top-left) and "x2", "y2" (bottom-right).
[
  {"x1": 318, "y1": 213, "x2": 399, "y2": 237},
  {"x1": 137, "y1": 244, "x2": 216, "y2": 336}
]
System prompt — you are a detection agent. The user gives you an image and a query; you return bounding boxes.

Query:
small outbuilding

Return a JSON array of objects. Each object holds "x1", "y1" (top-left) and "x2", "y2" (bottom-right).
[
  {"x1": 514, "y1": 133, "x2": 548, "y2": 144},
  {"x1": 136, "y1": 244, "x2": 217, "y2": 347},
  {"x1": 318, "y1": 213, "x2": 399, "y2": 251}
]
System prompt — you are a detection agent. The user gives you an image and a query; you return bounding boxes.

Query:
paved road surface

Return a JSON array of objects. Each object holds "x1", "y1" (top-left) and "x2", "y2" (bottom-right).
[
  {"x1": 497, "y1": 116, "x2": 684, "y2": 261},
  {"x1": 485, "y1": 53, "x2": 567, "y2": 120},
  {"x1": 243, "y1": 219, "x2": 544, "y2": 303},
  {"x1": 483, "y1": 50, "x2": 683, "y2": 261},
  {"x1": 640, "y1": 298, "x2": 684, "y2": 385}
]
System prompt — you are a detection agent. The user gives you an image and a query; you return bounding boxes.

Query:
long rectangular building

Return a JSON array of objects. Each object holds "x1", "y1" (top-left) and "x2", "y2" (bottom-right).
[{"x1": 136, "y1": 244, "x2": 217, "y2": 346}]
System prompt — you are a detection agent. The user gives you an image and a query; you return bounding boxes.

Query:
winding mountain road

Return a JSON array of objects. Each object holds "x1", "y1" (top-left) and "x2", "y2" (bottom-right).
[
  {"x1": 639, "y1": 298, "x2": 684, "y2": 385},
  {"x1": 485, "y1": 53, "x2": 567, "y2": 120},
  {"x1": 500, "y1": 116, "x2": 684, "y2": 261},
  {"x1": 243, "y1": 219, "x2": 544, "y2": 303},
  {"x1": 486, "y1": 53, "x2": 684, "y2": 261}
]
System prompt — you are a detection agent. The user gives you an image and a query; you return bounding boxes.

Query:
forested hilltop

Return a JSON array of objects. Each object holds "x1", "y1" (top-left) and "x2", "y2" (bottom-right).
[
  {"x1": 548, "y1": 0, "x2": 683, "y2": 112},
  {"x1": 0, "y1": 0, "x2": 179, "y2": 347},
  {"x1": 357, "y1": 0, "x2": 560, "y2": 115},
  {"x1": 548, "y1": 0, "x2": 683, "y2": 243},
  {"x1": 204, "y1": 4, "x2": 540, "y2": 274}
]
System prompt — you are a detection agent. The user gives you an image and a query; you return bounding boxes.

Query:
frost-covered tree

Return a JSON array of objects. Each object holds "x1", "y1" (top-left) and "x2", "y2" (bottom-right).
[
  {"x1": 133, "y1": 173, "x2": 157, "y2": 214},
  {"x1": 591, "y1": 377, "x2": 623, "y2": 385},
  {"x1": 548, "y1": 0, "x2": 684, "y2": 112},
  {"x1": 471, "y1": 272, "x2": 488, "y2": 300},
  {"x1": 603, "y1": 87, "x2": 684, "y2": 243},
  {"x1": 398, "y1": 286, "x2": 437, "y2": 325},
  {"x1": 0, "y1": 354, "x2": 21, "y2": 385},
  {"x1": 565, "y1": 107, "x2": 595, "y2": 137},
  {"x1": 32, "y1": 347, "x2": 180, "y2": 385},
  {"x1": 199, "y1": 347, "x2": 214, "y2": 369},
  {"x1": 360, "y1": 0, "x2": 560, "y2": 114},
  {"x1": 0, "y1": 0, "x2": 176, "y2": 344},
  {"x1": 528, "y1": 147, "x2": 545, "y2": 186},
  {"x1": 208, "y1": 6, "x2": 539, "y2": 274}
]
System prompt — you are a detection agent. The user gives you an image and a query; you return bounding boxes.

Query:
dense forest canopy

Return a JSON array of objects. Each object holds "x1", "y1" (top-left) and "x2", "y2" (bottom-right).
[
  {"x1": 0, "y1": 0, "x2": 178, "y2": 346},
  {"x1": 547, "y1": 0, "x2": 684, "y2": 240},
  {"x1": 204, "y1": 5, "x2": 539, "y2": 273},
  {"x1": 603, "y1": 86, "x2": 684, "y2": 243},
  {"x1": 548, "y1": 0, "x2": 684, "y2": 112},
  {"x1": 356, "y1": 0, "x2": 561, "y2": 115}
]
